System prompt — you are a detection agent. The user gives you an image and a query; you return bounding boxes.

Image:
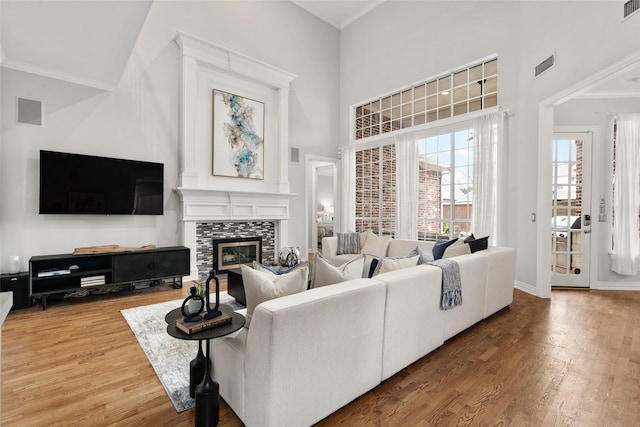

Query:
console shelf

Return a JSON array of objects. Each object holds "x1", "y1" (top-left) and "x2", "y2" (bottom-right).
[{"x1": 29, "y1": 246, "x2": 190, "y2": 309}]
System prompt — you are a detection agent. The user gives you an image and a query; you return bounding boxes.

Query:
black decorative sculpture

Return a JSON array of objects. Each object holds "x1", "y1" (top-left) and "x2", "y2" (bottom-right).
[
  {"x1": 181, "y1": 286, "x2": 204, "y2": 322},
  {"x1": 204, "y1": 269, "x2": 222, "y2": 320}
]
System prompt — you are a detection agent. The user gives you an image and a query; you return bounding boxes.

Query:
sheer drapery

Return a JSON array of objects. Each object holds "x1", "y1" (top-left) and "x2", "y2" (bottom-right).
[
  {"x1": 611, "y1": 114, "x2": 640, "y2": 275},
  {"x1": 395, "y1": 131, "x2": 418, "y2": 240},
  {"x1": 339, "y1": 144, "x2": 356, "y2": 232},
  {"x1": 472, "y1": 111, "x2": 504, "y2": 244}
]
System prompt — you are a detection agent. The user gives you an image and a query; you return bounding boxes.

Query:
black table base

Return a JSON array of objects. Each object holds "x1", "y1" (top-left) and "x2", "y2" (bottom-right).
[
  {"x1": 190, "y1": 341, "x2": 206, "y2": 398},
  {"x1": 195, "y1": 364, "x2": 220, "y2": 427},
  {"x1": 166, "y1": 304, "x2": 245, "y2": 427}
]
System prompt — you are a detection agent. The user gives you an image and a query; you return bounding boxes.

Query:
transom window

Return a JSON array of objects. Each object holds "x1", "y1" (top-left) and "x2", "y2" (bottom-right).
[{"x1": 354, "y1": 57, "x2": 497, "y2": 140}]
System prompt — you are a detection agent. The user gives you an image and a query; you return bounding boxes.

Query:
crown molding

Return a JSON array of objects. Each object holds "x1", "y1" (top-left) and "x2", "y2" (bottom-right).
[
  {"x1": 0, "y1": 58, "x2": 115, "y2": 91},
  {"x1": 175, "y1": 31, "x2": 297, "y2": 90}
]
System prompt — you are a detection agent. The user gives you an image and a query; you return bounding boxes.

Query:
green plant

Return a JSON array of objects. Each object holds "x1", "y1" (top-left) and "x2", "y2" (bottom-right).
[{"x1": 193, "y1": 280, "x2": 207, "y2": 298}]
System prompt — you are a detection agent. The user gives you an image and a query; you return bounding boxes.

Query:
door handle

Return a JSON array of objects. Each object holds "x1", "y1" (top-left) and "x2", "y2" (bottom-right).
[{"x1": 583, "y1": 229, "x2": 591, "y2": 234}]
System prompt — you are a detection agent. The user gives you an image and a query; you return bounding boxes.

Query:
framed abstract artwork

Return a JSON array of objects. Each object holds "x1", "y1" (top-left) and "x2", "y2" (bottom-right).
[{"x1": 212, "y1": 89, "x2": 265, "y2": 179}]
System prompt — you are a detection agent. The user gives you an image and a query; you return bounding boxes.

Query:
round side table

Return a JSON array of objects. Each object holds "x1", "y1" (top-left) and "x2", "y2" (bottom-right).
[{"x1": 166, "y1": 304, "x2": 245, "y2": 427}]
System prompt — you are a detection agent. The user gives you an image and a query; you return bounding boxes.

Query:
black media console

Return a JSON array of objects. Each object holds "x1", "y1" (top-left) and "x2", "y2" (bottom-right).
[{"x1": 29, "y1": 246, "x2": 190, "y2": 309}]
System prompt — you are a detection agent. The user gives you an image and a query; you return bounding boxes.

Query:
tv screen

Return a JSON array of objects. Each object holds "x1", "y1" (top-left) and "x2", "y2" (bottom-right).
[{"x1": 39, "y1": 150, "x2": 164, "y2": 215}]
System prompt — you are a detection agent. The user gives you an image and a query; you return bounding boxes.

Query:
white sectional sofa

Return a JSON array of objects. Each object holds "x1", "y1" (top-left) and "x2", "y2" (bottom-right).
[{"x1": 210, "y1": 237, "x2": 516, "y2": 427}]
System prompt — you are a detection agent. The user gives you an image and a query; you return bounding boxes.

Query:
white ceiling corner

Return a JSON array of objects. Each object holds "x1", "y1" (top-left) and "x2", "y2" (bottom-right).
[
  {"x1": 0, "y1": 0, "x2": 152, "y2": 91},
  {"x1": 291, "y1": 0, "x2": 385, "y2": 29}
]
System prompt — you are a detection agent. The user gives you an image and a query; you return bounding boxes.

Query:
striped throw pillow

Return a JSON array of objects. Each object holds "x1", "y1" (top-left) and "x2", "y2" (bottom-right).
[{"x1": 336, "y1": 232, "x2": 361, "y2": 255}]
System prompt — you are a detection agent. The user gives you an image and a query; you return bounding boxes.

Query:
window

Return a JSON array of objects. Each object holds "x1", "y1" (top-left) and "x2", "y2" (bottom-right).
[
  {"x1": 354, "y1": 58, "x2": 497, "y2": 140},
  {"x1": 355, "y1": 145, "x2": 396, "y2": 236},
  {"x1": 354, "y1": 126, "x2": 474, "y2": 241},
  {"x1": 417, "y1": 128, "x2": 474, "y2": 240}
]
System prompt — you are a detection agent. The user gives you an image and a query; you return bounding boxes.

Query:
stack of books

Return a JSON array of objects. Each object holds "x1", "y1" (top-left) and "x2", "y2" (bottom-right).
[
  {"x1": 176, "y1": 312, "x2": 232, "y2": 334},
  {"x1": 80, "y1": 275, "x2": 106, "y2": 287}
]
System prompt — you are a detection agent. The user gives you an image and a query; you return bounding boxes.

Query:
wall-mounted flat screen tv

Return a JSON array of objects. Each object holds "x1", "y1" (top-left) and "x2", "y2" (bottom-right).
[{"x1": 39, "y1": 150, "x2": 164, "y2": 215}]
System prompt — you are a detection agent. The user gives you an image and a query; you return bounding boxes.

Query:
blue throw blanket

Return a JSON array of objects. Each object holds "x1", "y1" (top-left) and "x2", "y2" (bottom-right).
[{"x1": 428, "y1": 259, "x2": 462, "y2": 310}]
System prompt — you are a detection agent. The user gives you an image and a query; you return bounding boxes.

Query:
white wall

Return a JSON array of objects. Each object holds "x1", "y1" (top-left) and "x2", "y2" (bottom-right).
[
  {"x1": 340, "y1": 0, "x2": 640, "y2": 295},
  {"x1": 0, "y1": 1, "x2": 340, "y2": 272}
]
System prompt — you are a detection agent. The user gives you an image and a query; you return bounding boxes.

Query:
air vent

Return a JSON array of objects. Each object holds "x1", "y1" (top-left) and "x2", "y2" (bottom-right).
[
  {"x1": 624, "y1": 0, "x2": 640, "y2": 18},
  {"x1": 290, "y1": 147, "x2": 300, "y2": 163},
  {"x1": 535, "y1": 55, "x2": 555, "y2": 77},
  {"x1": 17, "y1": 98, "x2": 42, "y2": 126}
]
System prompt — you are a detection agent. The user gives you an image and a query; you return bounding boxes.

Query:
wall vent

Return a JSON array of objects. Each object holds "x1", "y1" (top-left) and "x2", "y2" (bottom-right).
[
  {"x1": 535, "y1": 55, "x2": 555, "y2": 77},
  {"x1": 290, "y1": 147, "x2": 300, "y2": 163},
  {"x1": 17, "y1": 97, "x2": 43, "y2": 126},
  {"x1": 624, "y1": 0, "x2": 640, "y2": 18}
]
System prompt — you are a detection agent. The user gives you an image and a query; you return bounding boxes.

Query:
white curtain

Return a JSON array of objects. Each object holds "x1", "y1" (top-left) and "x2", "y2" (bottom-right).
[
  {"x1": 472, "y1": 111, "x2": 504, "y2": 244},
  {"x1": 395, "y1": 131, "x2": 418, "y2": 240},
  {"x1": 611, "y1": 114, "x2": 640, "y2": 275},
  {"x1": 339, "y1": 144, "x2": 356, "y2": 232}
]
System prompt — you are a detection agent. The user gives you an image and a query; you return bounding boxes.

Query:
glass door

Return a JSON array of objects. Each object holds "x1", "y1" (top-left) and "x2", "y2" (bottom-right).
[{"x1": 551, "y1": 133, "x2": 592, "y2": 288}]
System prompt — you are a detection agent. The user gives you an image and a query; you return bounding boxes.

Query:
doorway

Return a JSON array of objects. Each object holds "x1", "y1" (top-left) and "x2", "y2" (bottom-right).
[
  {"x1": 550, "y1": 132, "x2": 592, "y2": 288},
  {"x1": 305, "y1": 156, "x2": 339, "y2": 257},
  {"x1": 536, "y1": 50, "x2": 640, "y2": 298}
]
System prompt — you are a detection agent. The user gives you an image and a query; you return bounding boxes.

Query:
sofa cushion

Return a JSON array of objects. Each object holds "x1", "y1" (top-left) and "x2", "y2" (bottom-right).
[
  {"x1": 373, "y1": 255, "x2": 419, "y2": 276},
  {"x1": 336, "y1": 232, "x2": 361, "y2": 255},
  {"x1": 311, "y1": 253, "x2": 365, "y2": 288},
  {"x1": 464, "y1": 234, "x2": 490, "y2": 253},
  {"x1": 443, "y1": 239, "x2": 471, "y2": 258},
  {"x1": 240, "y1": 264, "x2": 308, "y2": 327},
  {"x1": 409, "y1": 245, "x2": 434, "y2": 264},
  {"x1": 360, "y1": 231, "x2": 392, "y2": 257},
  {"x1": 432, "y1": 238, "x2": 459, "y2": 260}
]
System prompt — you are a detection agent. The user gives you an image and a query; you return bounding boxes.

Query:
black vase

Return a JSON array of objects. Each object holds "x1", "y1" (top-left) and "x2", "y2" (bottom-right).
[{"x1": 189, "y1": 341, "x2": 206, "y2": 398}]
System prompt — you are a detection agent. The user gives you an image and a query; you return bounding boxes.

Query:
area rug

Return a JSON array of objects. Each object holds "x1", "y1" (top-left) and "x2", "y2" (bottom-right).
[{"x1": 120, "y1": 292, "x2": 244, "y2": 412}]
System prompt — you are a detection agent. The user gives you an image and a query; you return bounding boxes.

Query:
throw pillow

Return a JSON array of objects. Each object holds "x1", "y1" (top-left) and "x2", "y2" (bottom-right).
[
  {"x1": 336, "y1": 232, "x2": 360, "y2": 255},
  {"x1": 311, "y1": 253, "x2": 365, "y2": 288},
  {"x1": 466, "y1": 235, "x2": 490, "y2": 253},
  {"x1": 432, "y1": 238, "x2": 459, "y2": 260},
  {"x1": 252, "y1": 260, "x2": 308, "y2": 275},
  {"x1": 367, "y1": 258, "x2": 379, "y2": 278},
  {"x1": 360, "y1": 231, "x2": 392, "y2": 257},
  {"x1": 409, "y1": 245, "x2": 434, "y2": 264},
  {"x1": 241, "y1": 264, "x2": 308, "y2": 327},
  {"x1": 373, "y1": 255, "x2": 420, "y2": 276},
  {"x1": 443, "y1": 240, "x2": 471, "y2": 258}
]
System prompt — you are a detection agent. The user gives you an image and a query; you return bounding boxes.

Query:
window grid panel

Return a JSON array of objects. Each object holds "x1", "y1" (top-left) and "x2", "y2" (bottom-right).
[{"x1": 354, "y1": 58, "x2": 497, "y2": 140}]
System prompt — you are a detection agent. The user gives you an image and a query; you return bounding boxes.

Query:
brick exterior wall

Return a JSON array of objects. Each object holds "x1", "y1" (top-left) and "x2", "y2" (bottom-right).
[{"x1": 356, "y1": 145, "x2": 450, "y2": 239}]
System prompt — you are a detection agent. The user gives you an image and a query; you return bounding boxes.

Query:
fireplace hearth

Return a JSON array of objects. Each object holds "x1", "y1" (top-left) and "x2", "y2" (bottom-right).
[{"x1": 213, "y1": 236, "x2": 262, "y2": 273}]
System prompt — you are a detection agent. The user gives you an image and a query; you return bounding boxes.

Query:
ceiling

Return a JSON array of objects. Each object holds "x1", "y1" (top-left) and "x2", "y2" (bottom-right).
[
  {"x1": 0, "y1": 0, "x2": 152, "y2": 91},
  {"x1": 290, "y1": 0, "x2": 385, "y2": 29},
  {"x1": 0, "y1": 0, "x2": 637, "y2": 98},
  {"x1": 574, "y1": 60, "x2": 640, "y2": 99}
]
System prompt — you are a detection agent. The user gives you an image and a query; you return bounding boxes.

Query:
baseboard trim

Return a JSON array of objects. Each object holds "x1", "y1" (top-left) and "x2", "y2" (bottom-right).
[
  {"x1": 514, "y1": 280, "x2": 540, "y2": 297},
  {"x1": 592, "y1": 282, "x2": 640, "y2": 291}
]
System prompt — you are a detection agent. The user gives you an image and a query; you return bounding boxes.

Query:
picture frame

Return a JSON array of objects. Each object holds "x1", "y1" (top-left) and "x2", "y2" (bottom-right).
[{"x1": 212, "y1": 89, "x2": 265, "y2": 179}]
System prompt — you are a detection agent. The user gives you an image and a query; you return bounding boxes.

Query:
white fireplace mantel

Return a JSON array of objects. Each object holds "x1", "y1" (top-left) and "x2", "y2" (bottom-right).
[
  {"x1": 176, "y1": 188, "x2": 296, "y2": 280},
  {"x1": 175, "y1": 188, "x2": 296, "y2": 222}
]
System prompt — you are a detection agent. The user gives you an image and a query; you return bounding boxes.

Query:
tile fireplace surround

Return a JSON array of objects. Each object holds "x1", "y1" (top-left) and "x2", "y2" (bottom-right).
[{"x1": 198, "y1": 222, "x2": 275, "y2": 278}]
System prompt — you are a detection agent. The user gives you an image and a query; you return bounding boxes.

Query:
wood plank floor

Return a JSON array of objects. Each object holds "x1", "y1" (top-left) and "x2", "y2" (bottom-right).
[{"x1": 3, "y1": 285, "x2": 640, "y2": 426}]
